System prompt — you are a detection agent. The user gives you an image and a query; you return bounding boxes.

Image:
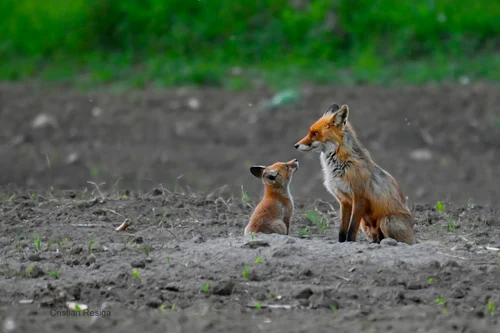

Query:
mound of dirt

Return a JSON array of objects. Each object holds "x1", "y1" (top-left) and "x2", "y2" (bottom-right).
[{"x1": 0, "y1": 191, "x2": 499, "y2": 332}]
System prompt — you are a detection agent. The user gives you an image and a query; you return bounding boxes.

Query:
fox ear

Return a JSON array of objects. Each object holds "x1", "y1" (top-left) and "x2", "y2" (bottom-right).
[
  {"x1": 250, "y1": 166, "x2": 266, "y2": 179},
  {"x1": 324, "y1": 103, "x2": 340, "y2": 116},
  {"x1": 330, "y1": 104, "x2": 349, "y2": 127},
  {"x1": 263, "y1": 170, "x2": 278, "y2": 184}
]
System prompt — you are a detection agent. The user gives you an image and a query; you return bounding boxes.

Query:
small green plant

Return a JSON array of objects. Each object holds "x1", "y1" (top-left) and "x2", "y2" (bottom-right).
[
  {"x1": 90, "y1": 167, "x2": 99, "y2": 177},
  {"x1": 74, "y1": 304, "x2": 82, "y2": 311},
  {"x1": 269, "y1": 290, "x2": 275, "y2": 298},
  {"x1": 88, "y1": 239, "x2": 95, "y2": 254},
  {"x1": 47, "y1": 270, "x2": 59, "y2": 279},
  {"x1": 140, "y1": 245, "x2": 152, "y2": 257},
  {"x1": 241, "y1": 185, "x2": 249, "y2": 201},
  {"x1": 30, "y1": 193, "x2": 37, "y2": 200},
  {"x1": 166, "y1": 257, "x2": 171, "y2": 265},
  {"x1": 171, "y1": 304, "x2": 176, "y2": 310},
  {"x1": 497, "y1": 252, "x2": 500, "y2": 259},
  {"x1": 132, "y1": 268, "x2": 140, "y2": 280},
  {"x1": 330, "y1": 305, "x2": 337, "y2": 312},
  {"x1": 442, "y1": 308, "x2": 449, "y2": 315},
  {"x1": 159, "y1": 304, "x2": 166, "y2": 312},
  {"x1": 428, "y1": 277, "x2": 435, "y2": 284},
  {"x1": 255, "y1": 256, "x2": 263, "y2": 264},
  {"x1": 305, "y1": 210, "x2": 328, "y2": 233},
  {"x1": 297, "y1": 227, "x2": 312, "y2": 236},
  {"x1": 243, "y1": 265, "x2": 249, "y2": 279},
  {"x1": 435, "y1": 297, "x2": 445, "y2": 305},
  {"x1": 201, "y1": 283, "x2": 210, "y2": 293},
  {"x1": 253, "y1": 301, "x2": 262, "y2": 309},
  {"x1": 33, "y1": 234, "x2": 42, "y2": 252},
  {"x1": 447, "y1": 218, "x2": 456, "y2": 232},
  {"x1": 436, "y1": 201, "x2": 444, "y2": 212},
  {"x1": 46, "y1": 242, "x2": 52, "y2": 251},
  {"x1": 65, "y1": 238, "x2": 70, "y2": 245},
  {"x1": 488, "y1": 300, "x2": 496, "y2": 316},
  {"x1": 250, "y1": 232, "x2": 255, "y2": 240}
]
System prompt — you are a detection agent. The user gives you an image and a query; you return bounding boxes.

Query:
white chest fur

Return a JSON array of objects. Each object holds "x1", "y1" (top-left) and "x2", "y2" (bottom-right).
[{"x1": 320, "y1": 152, "x2": 353, "y2": 199}]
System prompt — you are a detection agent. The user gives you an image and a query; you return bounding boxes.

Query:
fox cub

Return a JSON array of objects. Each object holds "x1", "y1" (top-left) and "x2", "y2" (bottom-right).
[
  {"x1": 295, "y1": 103, "x2": 415, "y2": 245},
  {"x1": 244, "y1": 159, "x2": 299, "y2": 236}
]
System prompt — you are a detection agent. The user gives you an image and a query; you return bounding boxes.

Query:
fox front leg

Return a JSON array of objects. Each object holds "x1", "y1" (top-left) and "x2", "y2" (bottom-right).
[
  {"x1": 339, "y1": 201, "x2": 352, "y2": 242},
  {"x1": 346, "y1": 198, "x2": 366, "y2": 242}
]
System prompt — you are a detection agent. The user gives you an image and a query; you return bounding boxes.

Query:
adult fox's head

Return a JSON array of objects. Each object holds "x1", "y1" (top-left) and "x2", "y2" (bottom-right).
[
  {"x1": 250, "y1": 159, "x2": 299, "y2": 187},
  {"x1": 294, "y1": 103, "x2": 349, "y2": 153}
]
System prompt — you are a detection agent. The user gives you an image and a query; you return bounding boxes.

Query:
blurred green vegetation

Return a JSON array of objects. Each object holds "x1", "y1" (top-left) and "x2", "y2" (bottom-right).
[{"x1": 1, "y1": 0, "x2": 499, "y2": 89}]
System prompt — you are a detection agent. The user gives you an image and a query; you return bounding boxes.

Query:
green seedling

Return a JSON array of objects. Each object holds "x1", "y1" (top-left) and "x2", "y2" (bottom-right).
[
  {"x1": 88, "y1": 239, "x2": 95, "y2": 254},
  {"x1": 140, "y1": 245, "x2": 152, "y2": 256},
  {"x1": 243, "y1": 265, "x2": 249, "y2": 279},
  {"x1": 46, "y1": 242, "x2": 52, "y2": 251},
  {"x1": 253, "y1": 301, "x2": 262, "y2": 309},
  {"x1": 331, "y1": 305, "x2": 337, "y2": 312},
  {"x1": 447, "y1": 218, "x2": 456, "y2": 232},
  {"x1": 33, "y1": 234, "x2": 42, "y2": 252},
  {"x1": 436, "y1": 201, "x2": 444, "y2": 212},
  {"x1": 166, "y1": 257, "x2": 171, "y2": 265},
  {"x1": 255, "y1": 256, "x2": 263, "y2": 264},
  {"x1": 241, "y1": 185, "x2": 249, "y2": 201},
  {"x1": 47, "y1": 270, "x2": 59, "y2": 279},
  {"x1": 250, "y1": 232, "x2": 255, "y2": 240},
  {"x1": 297, "y1": 227, "x2": 312, "y2": 236},
  {"x1": 171, "y1": 304, "x2": 176, "y2": 310},
  {"x1": 159, "y1": 304, "x2": 166, "y2": 312},
  {"x1": 488, "y1": 300, "x2": 496, "y2": 316},
  {"x1": 132, "y1": 268, "x2": 140, "y2": 280},
  {"x1": 442, "y1": 308, "x2": 449, "y2": 315},
  {"x1": 201, "y1": 283, "x2": 210, "y2": 293},
  {"x1": 428, "y1": 277, "x2": 435, "y2": 284},
  {"x1": 269, "y1": 290, "x2": 275, "y2": 298},
  {"x1": 305, "y1": 210, "x2": 328, "y2": 233},
  {"x1": 435, "y1": 297, "x2": 445, "y2": 304}
]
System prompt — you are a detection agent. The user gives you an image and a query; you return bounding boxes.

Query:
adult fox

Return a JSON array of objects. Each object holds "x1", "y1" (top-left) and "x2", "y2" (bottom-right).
[{"x1": 294, "y1": 103, "x2": 415, "y2": 245}]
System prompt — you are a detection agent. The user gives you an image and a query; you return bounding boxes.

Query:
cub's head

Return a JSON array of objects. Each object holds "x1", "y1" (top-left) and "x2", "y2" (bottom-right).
[
  {"x1": 249, "y1": 159, "x2": 299, "y2": 187},
  {"x1": 294, "y1": 103, "x2": 349, "y2": 153}
]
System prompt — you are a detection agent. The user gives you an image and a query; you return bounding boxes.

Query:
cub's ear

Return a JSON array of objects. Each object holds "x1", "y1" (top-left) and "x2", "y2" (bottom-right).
[
  {"x1": 263, "y1": 169, "x2": 278, "y2": 184},
  {"x1": 330, "y1": 104, "x2": 349, "y2": 127},
  {"x1": 324, "y1": 103, "x2": 340, "y2": 116},
  {"x1": 250, "y1": 166, "x2": 266, "y2": 179}
]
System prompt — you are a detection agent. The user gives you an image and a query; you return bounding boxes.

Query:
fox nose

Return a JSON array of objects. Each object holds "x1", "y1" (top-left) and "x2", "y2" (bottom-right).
[
  {"x1": 292, "y1": 158, "x2": 298, "y2": 162},
  {"x1": 294, "y1": 143, "x2": 299, "y2": 149}
]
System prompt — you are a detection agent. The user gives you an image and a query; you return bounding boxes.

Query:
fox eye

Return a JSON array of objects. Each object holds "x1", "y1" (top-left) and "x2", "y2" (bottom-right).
[{"x1": 313, "y1": 131, "x2": 318, "y2": 137}]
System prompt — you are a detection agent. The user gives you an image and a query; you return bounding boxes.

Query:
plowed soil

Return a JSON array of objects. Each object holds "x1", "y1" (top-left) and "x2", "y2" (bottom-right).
[{"x1": 0, "y1": 82, "x2": 499, "y2": 332}]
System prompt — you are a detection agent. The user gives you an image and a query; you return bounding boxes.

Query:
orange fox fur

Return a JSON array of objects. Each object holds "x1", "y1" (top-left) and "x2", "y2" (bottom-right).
[
  {"x1": 244, "y1": 159, "x2": 299, "y2": 236},
  {"x1": 295, "y1": 103, "x2": 415, "y2": 245}
]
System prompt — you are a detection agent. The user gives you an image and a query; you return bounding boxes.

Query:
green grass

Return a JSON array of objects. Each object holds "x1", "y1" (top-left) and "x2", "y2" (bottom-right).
[
  {"x1": 1, "y1": 54, "x2": 500, "y2": 90},
  {"x1": 1, "y1": 0, "x2": 500, "y2": 88}
]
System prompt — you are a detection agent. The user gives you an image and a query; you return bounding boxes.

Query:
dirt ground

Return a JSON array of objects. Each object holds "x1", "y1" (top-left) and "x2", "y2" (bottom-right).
[
  {"x1": 0, "y1": 82, "x2": 500, "y2": 332},
  {"x1": 1, "y1": 82, "x2": 499, "y2": 204}
]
